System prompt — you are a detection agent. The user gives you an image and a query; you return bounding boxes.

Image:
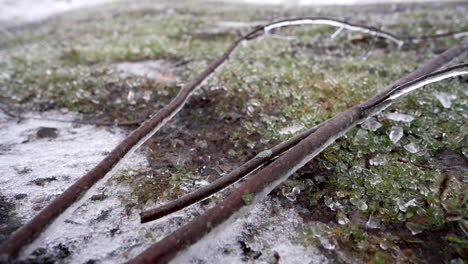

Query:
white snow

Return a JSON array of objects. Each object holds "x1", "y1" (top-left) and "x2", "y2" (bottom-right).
[
  {"x1": 0, "y1": 0, "x2": 116, "y2": 29},
  {"x1": 171, "y1": 198, "x2": 329, "y2": 264},
  {"x1": 0, "y1": 110, "x2": 134, "y2": 221}
]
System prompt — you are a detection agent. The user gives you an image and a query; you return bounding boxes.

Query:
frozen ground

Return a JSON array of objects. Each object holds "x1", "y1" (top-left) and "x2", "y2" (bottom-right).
[
  {"x1": 0, "y1": 0, "x2": 466, "y2": 263},
  {"x1": 0, "y1": 111, "x2": 329, "y2": 263}
]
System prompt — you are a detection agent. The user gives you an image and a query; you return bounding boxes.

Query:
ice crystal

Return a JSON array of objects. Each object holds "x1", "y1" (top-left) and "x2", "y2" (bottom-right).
[
  {"x1": 404, "y1": 143, "x2": 420, "y2": 154},
  {"x1": 361, "y1": 118, "x2": 382, "y2": 131},
  {"x1": 388, "y1": 126, "x2": 403, "y2": 144},
  {"x1": 385, "y1": 112, "x2": 414, "y2": 122}
]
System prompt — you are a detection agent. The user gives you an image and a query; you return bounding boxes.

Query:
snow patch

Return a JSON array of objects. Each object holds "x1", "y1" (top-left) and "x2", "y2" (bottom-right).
[
  {"x1": 0, "y1": 0, "x2": 116, "y2": 29},
  {"x1": 171, "y1": 198, "x2": 329, "y2": 264}
]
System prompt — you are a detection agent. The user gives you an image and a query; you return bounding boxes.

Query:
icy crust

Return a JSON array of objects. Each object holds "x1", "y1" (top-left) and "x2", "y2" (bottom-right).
[
  {"x1": 0, "y1": 111, "x2": 145, "y2": 263},
  {"x1": 0, "y1": 110, "x2": 132, "y2": 221},
  {"x1": 172, "y1": 198, "x2": 329, "y2": 264}
]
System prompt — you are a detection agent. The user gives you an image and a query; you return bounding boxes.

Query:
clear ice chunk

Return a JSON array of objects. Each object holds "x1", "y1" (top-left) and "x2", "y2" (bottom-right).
[
  {"x1": 337, "y1": 211, "x2": 350, "y2": 225},
  {"x1": 279, "y1": 123, "x2": 305, "y2": 135},
  {"x1": 361, "y1": 118, "x2": 382, "y2": 131},
  {"x1": 366, "y1": 215, "x2": 381, "y2": 229},
  {"x1": 404, "y1": 143, "x2": 420, "y2": 154},
  {"x1": 354, "y1": 129, "x2": 368, "y2": 141},
  {"x1": 433, "y1": 92, "x2": 455, "y2": 108},
  {"x1": 385, "y1": 112, "x2": 414, "y2": 122},
  {"x1": 369, "y1": 154, "x2": 387, "y2": 166},
  {"x1": 350, "y1": 197, "x2": 368, "y2": 211},
  {"x1": 256, "y1": 149, "x2": 273, "y2": 158},
  {"x1": 388, "y1": 126, "x2": 403, "y2": 144}
]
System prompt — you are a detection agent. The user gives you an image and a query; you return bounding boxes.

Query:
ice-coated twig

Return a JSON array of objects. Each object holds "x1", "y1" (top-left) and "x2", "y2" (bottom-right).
[
  {"x1": 261, "y1": 17, "x2": 404, "y2": 47},
  {"x1": 128, "y1": 40, "x2": 468, "y2": 264}
]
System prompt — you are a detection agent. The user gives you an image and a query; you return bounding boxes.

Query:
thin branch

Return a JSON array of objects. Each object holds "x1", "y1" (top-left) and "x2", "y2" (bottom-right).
[
  {"x1": 140, "y1": 124, "x2": 322, "y2": 223},
  {"x1": 128, "y1": 41, "x2": 468, "y2": 264}
]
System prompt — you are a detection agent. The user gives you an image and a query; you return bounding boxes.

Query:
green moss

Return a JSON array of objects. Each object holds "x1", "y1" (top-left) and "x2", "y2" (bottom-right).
[{"x1": 242, "y1": 190, "x2": 254, "y2": 205}]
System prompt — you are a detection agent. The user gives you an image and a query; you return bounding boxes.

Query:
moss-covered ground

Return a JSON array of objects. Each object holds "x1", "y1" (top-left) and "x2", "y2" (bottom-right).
[{"x1": 1, "y1": 0, "x2": 467, "y2": 263}]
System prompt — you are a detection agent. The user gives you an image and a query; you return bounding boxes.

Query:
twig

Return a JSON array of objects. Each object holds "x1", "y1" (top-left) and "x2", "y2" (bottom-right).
[
  {"x1": 128, "y1": 41, "x2": 468, "y2": 264},
  {"x1": 140, "y1": 124, "x2": 322, "y2": 223}
]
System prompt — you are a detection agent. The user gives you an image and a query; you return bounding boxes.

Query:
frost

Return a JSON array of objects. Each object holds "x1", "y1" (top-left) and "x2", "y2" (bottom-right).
[
  {"x1": 433, "y1": 92, "x2": 456, "y2": 108},
  {"x1": 216, "y1": 21, "x2": 266, "y2": 29},
  {"x1": 369, "y1": 154, "x2": 387, "y2": 166},
  {"x1": 385, "y1": 112, "x2": 414, "y2": 123},
  {"x1": 279, "y1": 123, "x2": 305, "y2": 135},
  {"x1": 404, "y1": 143, "x2": 420, "y2": 154},
  {"x1": 388, "y1": 126, "x2": 403, "y2": 144},
  {"x1": 361, "y1": 117, "x2": 382, "y2": 131}
]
